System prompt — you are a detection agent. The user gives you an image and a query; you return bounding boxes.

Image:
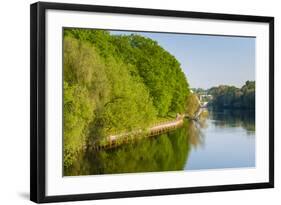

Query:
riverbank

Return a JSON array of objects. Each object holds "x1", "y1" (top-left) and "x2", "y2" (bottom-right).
[
  {"x1": 65, "y1": 108, "x2": 255, "y2": 176},
  {"x1": 88, "y1": 116, "x2": 185, "y2": 151},
  {"x1": 88, "y1": 108, "x2": 210, "y2": 151}
]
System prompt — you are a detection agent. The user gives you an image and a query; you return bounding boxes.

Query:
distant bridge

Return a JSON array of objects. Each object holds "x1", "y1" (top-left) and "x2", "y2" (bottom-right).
[
  {"x1": 194, "y1": 94, "x2": 211, "y2": 108},
  {"x1": 199, "y1": 94, "x2": 213, "y2": 102}
]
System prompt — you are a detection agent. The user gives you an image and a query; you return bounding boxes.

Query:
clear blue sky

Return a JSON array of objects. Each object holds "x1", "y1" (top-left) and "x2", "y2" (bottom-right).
[{"x1": 110, "y1": 30, "x2": 255, "y2": 89}]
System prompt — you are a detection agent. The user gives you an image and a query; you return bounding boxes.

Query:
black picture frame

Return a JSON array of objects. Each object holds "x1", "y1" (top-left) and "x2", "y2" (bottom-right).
[{"x1": 30, "y1": 1, "x2": 274, "y2": 203}]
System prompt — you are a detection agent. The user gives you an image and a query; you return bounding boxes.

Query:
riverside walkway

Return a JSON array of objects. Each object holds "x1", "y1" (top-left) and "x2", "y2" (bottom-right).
[
  {"x1": 89, "y1": 104, "x2": 207, "y2": 150},
  {"x1": 89, "y1": 116, "x2": 185, "y2": 150}
]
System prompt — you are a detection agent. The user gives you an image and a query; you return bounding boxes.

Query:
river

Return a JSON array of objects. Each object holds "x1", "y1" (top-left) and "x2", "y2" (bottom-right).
[{"x1": 65, "y1": 109, "x2": 255, "y2": 176}]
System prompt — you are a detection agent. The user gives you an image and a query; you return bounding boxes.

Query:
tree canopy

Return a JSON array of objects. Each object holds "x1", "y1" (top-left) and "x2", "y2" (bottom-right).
[
  {"x1": 208, "y1": 81, "x2": 255, "y2": 109},
  {"x1": 63, "y1": 28, "x2": 191, "y2": 168}
]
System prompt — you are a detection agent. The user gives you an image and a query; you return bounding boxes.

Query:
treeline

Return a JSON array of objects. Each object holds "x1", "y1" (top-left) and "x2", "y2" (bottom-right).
[
  {"x1": 63, "y1": 28, "x2": 190, "y2": 168},
  {"x1": 208, "y1": 81, "x2": 255, "y2": 109}
]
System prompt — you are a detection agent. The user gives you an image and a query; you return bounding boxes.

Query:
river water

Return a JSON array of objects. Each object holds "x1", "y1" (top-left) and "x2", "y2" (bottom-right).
[{"x1": 65, "y1": 109, "x2": 255, "y2": 176}]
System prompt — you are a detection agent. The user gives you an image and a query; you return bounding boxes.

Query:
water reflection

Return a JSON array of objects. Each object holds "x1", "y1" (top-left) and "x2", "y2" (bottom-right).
[
  {"x1": 65, "y1": 109, "x2": 255, "y2": 176},
  {"x1": 185, "y1": 109, "x2": 255, "y2": 170},
  {"x1": 209, "y1": 109, "x2": 255, "y2": 133},
  {"x1": 65, "y1": 121, "x2": 193, "y2": 176}
]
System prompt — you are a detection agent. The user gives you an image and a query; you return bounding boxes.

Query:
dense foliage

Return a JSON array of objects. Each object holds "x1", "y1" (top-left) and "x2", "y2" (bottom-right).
[
  {"x1": 63, "y1": 28, "x2": 190, "y2": 168},
  {"x1": 185, "y1": 92, "x2": 201, "y2": 117},
  {"x1": 208, "y1": 81, "x2": 255, "y2": 109}
]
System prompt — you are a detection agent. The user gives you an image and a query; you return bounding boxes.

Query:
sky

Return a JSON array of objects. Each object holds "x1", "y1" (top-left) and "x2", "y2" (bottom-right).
[{"x1": 110, "y1": 30, "x2": 255, "y2": 89}]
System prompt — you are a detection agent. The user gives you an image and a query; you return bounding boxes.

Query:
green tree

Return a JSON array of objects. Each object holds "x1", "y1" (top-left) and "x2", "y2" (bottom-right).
[
  {"x1": 63, "y1": 28, "x2": 191, "y2": 169},
  {"x1": 208, "y1": 81, "x2": 255, "y2": 109},
  {"x1": 63, "y1": 81, "x2": 94, "y2": 168}
]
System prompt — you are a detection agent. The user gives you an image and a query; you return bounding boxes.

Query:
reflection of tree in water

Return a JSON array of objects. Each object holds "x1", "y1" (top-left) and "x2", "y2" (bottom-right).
[
  {"x1": 65, "y1": 120, "x2": 206, "y2": 176},
  {"x1": 209, "y1": 109, "x2": 255, "y2": 133},
  {"x1": 187, "y1": 117, "x2": 207, "y2": 149}
]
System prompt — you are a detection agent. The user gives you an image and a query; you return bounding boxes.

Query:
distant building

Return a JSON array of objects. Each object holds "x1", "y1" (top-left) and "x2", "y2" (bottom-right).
[{"x1": 199, "y1": 94, "x2": 213, "y2": 102}]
